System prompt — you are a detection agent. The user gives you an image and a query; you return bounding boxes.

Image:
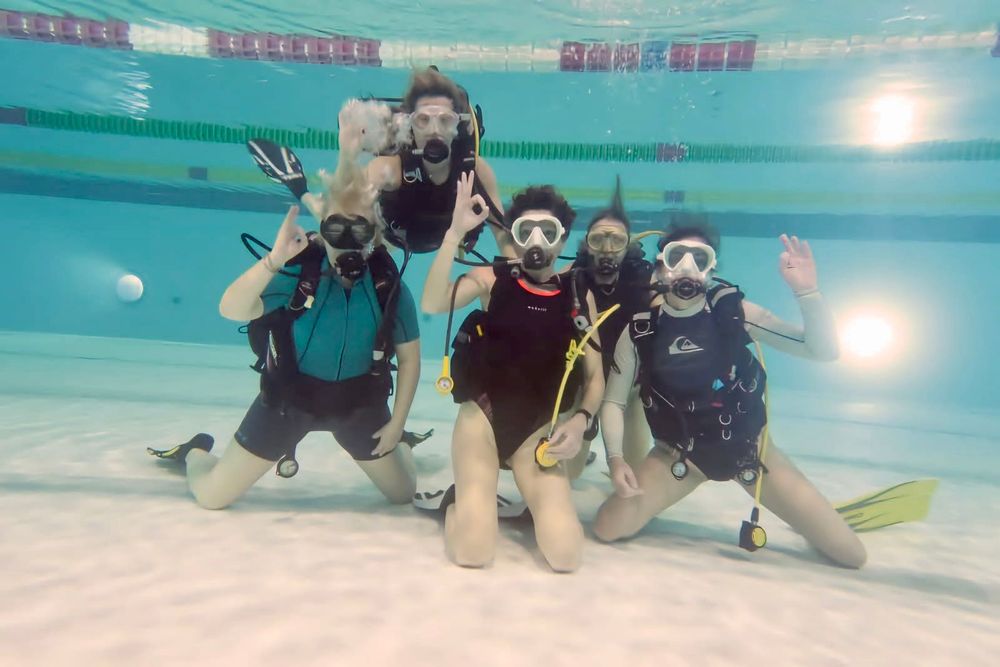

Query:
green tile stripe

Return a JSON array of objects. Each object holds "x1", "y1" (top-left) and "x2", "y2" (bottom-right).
[
  {"x1": 23, "y1": 108, "x2": 341, "y2": 150},
  {"x1": 8, "y1": 107, "x2": 1000, "y2": 163},
  {"x1": 7, "y1": 149, "x2": 1000, "y2": 209}
]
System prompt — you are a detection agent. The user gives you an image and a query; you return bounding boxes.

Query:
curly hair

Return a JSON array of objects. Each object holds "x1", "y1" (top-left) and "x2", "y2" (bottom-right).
[{"x1": 507, "y1": 185, "x2": 577, "y2": 235}]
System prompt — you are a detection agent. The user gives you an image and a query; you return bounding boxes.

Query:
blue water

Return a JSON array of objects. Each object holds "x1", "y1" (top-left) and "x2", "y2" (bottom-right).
[
  {"x1": 0, "y1": 3, "x2": 998, "y2": 664},
  {"x1": 2, "y1": 6, "x2": 999, "y2": 414}
]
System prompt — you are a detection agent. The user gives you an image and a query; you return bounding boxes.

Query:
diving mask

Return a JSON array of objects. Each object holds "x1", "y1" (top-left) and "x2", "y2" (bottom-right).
[
  {"x1": 586, "y1": 229, "x2": 629, "y2": 253},
  {"x1": 409, "y1": 105, "x2": 469, "y2": 135},
  {"x1": 657, "y1": 240, "x2": 717, "y2": 300},
  {"x1": 510, "y1": 214, "x2": 565, "y2": 249},
  {"x1": 321, "y1": 214, "x2": 377, "y2": 250}
]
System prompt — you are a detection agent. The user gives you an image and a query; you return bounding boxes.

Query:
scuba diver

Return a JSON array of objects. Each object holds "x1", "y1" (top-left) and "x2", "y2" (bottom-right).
[
  {"x1": 565, "y1": 178, "x2": 654, "y2": 481},
  {"x1": 592, "y1": 220, "x2": 867, "y2": 568},
  {"x1": 146, "y1": 145, "x2": 422, "y2": 509},
  {"x1": 248, "y1": 67, "x2": 507, "y2": 259},
  {"x1": 420, "y1": 173, "x2": 605, "y2": 572}
]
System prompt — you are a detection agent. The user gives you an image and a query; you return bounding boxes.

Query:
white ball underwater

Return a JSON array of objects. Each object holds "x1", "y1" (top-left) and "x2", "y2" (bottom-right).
[{"x1": 116, "y1": 274, "x2": 144, "y2": 303}]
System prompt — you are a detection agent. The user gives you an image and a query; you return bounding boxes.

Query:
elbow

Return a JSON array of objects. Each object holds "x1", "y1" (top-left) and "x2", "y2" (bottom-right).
[
  {"x1": 218, "y1": 292, "x2": 249, "y2": 322},
  {"x1": 218, "y1": 294, "x2": 237, "y2": 321},
  {"x1": 420, "y1": 295, "x2": 447, "y2": 315}
]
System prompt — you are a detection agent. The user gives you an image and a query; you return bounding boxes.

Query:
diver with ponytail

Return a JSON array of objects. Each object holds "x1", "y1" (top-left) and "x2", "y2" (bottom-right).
[{"x1": 565, "y1": 177, "x2": 654, "y2": 480}]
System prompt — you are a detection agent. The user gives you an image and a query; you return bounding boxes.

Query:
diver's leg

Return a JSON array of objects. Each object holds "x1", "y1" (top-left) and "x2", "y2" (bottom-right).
[
  {"x1": 743, "y1": 440, "x2": 866, "y2": 568},
  {"x1": 335, "y1": 402, "x2": 417, "y2": 504},
  {"x1": 185, "y1": 394, "x2": 305, "y2": 510},
  {"x1": 508, "y1": 425, "x2": 585, "y2": 573},
  {"x1": 592, "y1": 446, "x2": 704, "y2": 542},
  {"x1": 622, "y1": 389, "x2": 652, "y2": 470},
  {"x1": 355, "y1": 445, "x2": 417, "y2": 505},
  {"x1": 444, "y1": 401, "x2": 501, "y2": 568},
  {"x1": 185, "y1": 441, "x2": 274, "y2": 510}
]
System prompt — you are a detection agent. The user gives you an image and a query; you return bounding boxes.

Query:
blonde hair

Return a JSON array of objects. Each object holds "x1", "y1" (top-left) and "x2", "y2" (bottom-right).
[{"x1": 319, "y1": 161, "x2": 377, "y2": 221}]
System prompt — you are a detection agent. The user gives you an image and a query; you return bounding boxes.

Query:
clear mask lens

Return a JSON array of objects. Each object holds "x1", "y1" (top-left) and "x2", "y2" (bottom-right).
[
  {"x1": 511, "y1": 216, "x2": 563, "y2": 247},
  {"x1": 587, "y1": 230, "x2": 629, "y2": 253},
  {"x1": 411, "y1": 107, "x2": 461, "y2": 133},
  {"x1": 663, "y1": 242, "x2": 715, "y2": 272}
]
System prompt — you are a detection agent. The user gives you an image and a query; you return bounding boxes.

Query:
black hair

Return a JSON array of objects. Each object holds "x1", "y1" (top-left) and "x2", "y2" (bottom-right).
[
  {"x1": 587, "y1": 175, "x2": 630, "y2": 234},
  {"x1": 658, "y1": 212, "x2": 721, "y2": 253},
  {"x1": 507, "y1": 185, "x2": 577, "y2": 235}
]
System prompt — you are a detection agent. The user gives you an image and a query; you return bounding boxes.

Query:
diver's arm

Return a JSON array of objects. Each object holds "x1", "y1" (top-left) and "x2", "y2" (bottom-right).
[
  {"x1": 421, "y1": 235, "x2": 492, "y2": 313},
  {"x1": 577, "y1": 292, "x2": 606, "y2": 417},
  {"x1": 370, "y1": 339, "x2": 420, "y2": 456},
  {"x1": 420, "y1": 170, "x2": 492, "y2": 313},
  {"x1": 219, "y1": 205, "x2": 307, "y2": 322},
  {"x1": 474, "y1": 157, "x2": 513, "y2": 257},
  {"x1": 600, "y1": 328, "x2": 643, "y2": 496},
  {"x1": 743, "y1": 297, "x2": 839, "y2": 361},
  {"x1": 543, "y1": 294, "x2": 605, "y2": 460},
  {"x1": 391, "y1": 339, "x2": 420, "y2": 420},
  {"x1": 743, "y1": 234, "x2": 838, "y2": 360},
  {"x1": 600, "y1": 328, "x2": 639, "y2": 460}
]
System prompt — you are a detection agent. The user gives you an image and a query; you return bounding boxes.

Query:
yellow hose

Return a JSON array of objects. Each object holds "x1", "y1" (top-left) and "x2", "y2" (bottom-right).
[
  {"x1": 629, "y1": 230, "x2": 666, "y2": 243},
  {"x1": 751, "y1": 340, "x2": 769, "y2": 509},
  {"x1": 547, "y1": 304, "x2": 620, "y2": 434}
]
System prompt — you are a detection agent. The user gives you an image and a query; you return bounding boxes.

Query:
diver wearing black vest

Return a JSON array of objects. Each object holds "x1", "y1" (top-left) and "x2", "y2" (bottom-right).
[
  {"x1": 593, "y1": 222, "x2": 868, "y2": 569},
  {"x1": 375, "y1": 143, "x2": 483, "y2": 254},
  {"x1": 421, "y1": 176, "x2": 604, "y2": 572},
  {"x1": 247, "y1": 69, "x2": 508, "y2": 258},
  {"x1": 565, "y1": 178, "x2": 654, "y2": 480},
  {"x1": 363, "y1": 67, "x2": 508, "y2": 256}
]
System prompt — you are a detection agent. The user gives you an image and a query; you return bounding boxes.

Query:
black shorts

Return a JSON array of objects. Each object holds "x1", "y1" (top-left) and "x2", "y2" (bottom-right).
[
  {"x1": 235, "y1": 393, "x2": 391, "y2": 462},
  {"x1": 583, "y1": 415, "x2": 600, "y2": 442}
]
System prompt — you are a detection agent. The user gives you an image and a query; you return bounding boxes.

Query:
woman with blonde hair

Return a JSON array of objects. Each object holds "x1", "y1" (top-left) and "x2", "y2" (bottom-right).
[{"x1": 148, "y1": 111, "x2": 422, "y2": 509}]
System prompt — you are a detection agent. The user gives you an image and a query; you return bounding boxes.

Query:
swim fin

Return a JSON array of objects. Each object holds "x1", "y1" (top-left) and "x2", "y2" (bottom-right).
[
  {"x1": 146, "y1": 433, "x2": 214, "y2": 462},
  {"x1": 834, "y1": 479, "x2": 939, "y2": 532},
  {"x1": 412, "y1": 485, "x2": 528, "y2": 519},
  {"x1": 401, "y1": 428, "x2": 434, "y2": 448},
  {"x1": 413, "y1": 485, "x2": 456, "y2": 512},
  {"x1": 247, "y1": 138, "x2": 308, "y2": 200}
]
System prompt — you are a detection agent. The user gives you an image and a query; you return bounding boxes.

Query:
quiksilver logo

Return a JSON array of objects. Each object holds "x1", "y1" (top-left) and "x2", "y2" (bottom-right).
[{"x1": 668, "y1": 336, "x2": 703, "y2": 355}]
